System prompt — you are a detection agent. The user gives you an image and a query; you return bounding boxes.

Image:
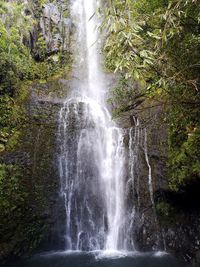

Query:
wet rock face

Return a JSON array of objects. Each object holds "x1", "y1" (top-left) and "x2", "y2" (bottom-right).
[
  {"x1": 11, "y1": 0, "x2": 72, "y2": 58},
  {"x1": 43, "y1": 3, "x2": 60, "y2": 24},
  {"x1": 5, "y1": 1, "x2": 72, "y2": 57},
  {"x1": 18, "y1": 77, "x2": 70, "y2": 252},
  {"x1": 23, "y1": 81, "x2": 69, "y2": 251},
  {"x1": 126, "y1": 106, "x2": 200, "y2": 266},
  {"x1": 40, "y1": 1, "x2": 72, "y2": 54},
  {"x1": 125, "y1": 111, "x2": 168, "y2": 252}
]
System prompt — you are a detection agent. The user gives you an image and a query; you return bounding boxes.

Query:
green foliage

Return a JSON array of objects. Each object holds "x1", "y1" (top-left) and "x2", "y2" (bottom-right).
[
  {"x1": 156, "y1": 201, "x2": 176, "y2": 225},
  {"x1": 107, "y1": 77, "x2": 145, "y2": 116},
  {"x1": 103, "y1": 0, "x2": 200, "y2": 190},
  {"x1": 0, "y1": 0, "x2": 71, "y2": 260},
  {"x1": 0, "y1": 94, "x2": 25, "y2": 152},
  {"x1": 34, "y1": 33, "x2": 47, "y2": 61},
  {"x1": 0, "y1": 165, "x2": 27, "y2": 212},
  {"x1": 0, "y1": 164, "x2": 46, "y2": 258},
  {"x1": 0, "y1": 0, "x2": 71, "y2": 151},
  {"x1": 168, "y1": 118, "x2": 200, "y2": 190}
]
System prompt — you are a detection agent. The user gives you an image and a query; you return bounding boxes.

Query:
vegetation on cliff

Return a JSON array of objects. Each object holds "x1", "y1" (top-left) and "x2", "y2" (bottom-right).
[
  {"x1": 0, "y1": 164, "x2": 46, "y2": 259},
  {"x1": 0, "y1": 0, "x2": 70, "y2": 260},
  {"x1": 0, "y1": 0, "x2": 70, "y2": 152},
  {"x1": 0, "y1": 0, "x2": 200, "y2": 262},
  {"x1": 102, "y1": 0, "x2": 200, "y2": 191}
]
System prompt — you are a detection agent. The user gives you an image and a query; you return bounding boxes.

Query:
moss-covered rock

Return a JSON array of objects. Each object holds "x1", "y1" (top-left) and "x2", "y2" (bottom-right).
[
  {"x1": 0, "y1": 71, "x2": 71, "y2": 262},
  {"x1": 0, "y1": 0, "x2": 72, "y2": 261}
]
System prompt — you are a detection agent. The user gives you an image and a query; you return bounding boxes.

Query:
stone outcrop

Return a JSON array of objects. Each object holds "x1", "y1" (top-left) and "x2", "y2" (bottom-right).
[
  {"x1": 19, "y1": 75, "x2": 71, "y2": 252},
  {"x1": 39, "y1": 1, "x2": 72, "y2": 54},
  {"x1": 15, "y1": 0, "x2": 72, "y2": 59},
  {"x1": 125, "y1": 102, "x2": 200, "y2": 267},
  {"x1": 1, "y1": 2, "x2": 200, "y2": 266}
]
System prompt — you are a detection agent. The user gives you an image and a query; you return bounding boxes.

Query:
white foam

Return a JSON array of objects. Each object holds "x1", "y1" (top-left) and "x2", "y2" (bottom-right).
[
  {"x1": 94, "y1": 250, "x2": 141, "y2": 260},
  {"x1": 154, "y1": 251, "x2": 169, "y2": 257},
  {"x1": 38, "y1": 250, "x2": 83, "y2": 257}
]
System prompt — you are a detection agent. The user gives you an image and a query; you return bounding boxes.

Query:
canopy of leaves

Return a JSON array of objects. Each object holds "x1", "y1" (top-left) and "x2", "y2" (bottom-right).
[{"x1": 103, "y1": 0, "x2": 200, "y2": 190}]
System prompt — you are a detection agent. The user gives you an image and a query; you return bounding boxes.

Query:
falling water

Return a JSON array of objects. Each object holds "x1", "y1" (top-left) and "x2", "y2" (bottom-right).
[
  {"x1": 144, "y1": 128, "x2": 155, "y2": 207},
  {"x1": 124, "y1": 118, "x2": 141, "y2": 251},
  {"x1": 58, "y1": 0, "x2": 127, "y2": 251},
  {"x1": 127, "y1": 118, "x2": 155, "y2": 211}
]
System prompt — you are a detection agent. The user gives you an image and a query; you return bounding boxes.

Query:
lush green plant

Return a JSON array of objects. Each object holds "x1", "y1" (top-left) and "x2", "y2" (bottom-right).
[
  {"x1": 0, "y1": 0, "x2": 71, "y2": 259},
  {"x1": 102, "y1": 0, "x2": 200, "y2": 190},
  {"x1": 0, "y1": 164, "x2": 46, "y2": 258},
  {"x1": 34, "y1": 33, "x2": 47, "y2": 61},
  {"x1": 0, "y1": 0, "x2": 71, "y2": 150},
  {"x1": 156, "y1": 201, "x2": 177, "y2": 225}
]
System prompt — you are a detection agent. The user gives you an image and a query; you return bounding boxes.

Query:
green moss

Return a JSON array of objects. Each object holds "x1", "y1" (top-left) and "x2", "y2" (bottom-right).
[
  {"x1": 156, "y1": 201, "x2": 177, "y2": 226},
  {"x1": 168, "y1": 108, "x2": 200, "y2": 191},
  {"x1": 0, "y1": 143, "x2": 5, "y2": 152},
  {"x1": 0, "y1": 164, "x2": 47, "y2": 259},
  {"x1": 0, "y1": 0, "x2": 72, "y2": 151},
  {"x1": 0, "y1": 0, "x2": 72, "y2": 260},
  {"x1": 6, "y1": 131, "x2": 21, "y2": 151}
]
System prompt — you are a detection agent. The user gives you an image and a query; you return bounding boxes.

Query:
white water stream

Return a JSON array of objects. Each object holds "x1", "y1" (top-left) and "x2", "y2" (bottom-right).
[
  {"x1": 58, "y1": 0, "x2": 127, "y2": 251},
  {"x1": 57, "y1": 0, "x2": 157, "y2": 253}
]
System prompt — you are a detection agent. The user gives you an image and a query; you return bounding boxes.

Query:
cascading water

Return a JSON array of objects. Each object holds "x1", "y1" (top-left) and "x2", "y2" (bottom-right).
[{"x1": 58, "y1": 0, "x2": 128, "y2": 251}]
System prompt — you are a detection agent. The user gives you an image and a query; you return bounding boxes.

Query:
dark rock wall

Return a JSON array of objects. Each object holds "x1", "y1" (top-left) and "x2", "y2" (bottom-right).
[
  {"x1": 126, "y1": 103, "x2": 200, "y2": 267},
  {"x1": 6, "y1": 0, "x2": 72, "y2": 59},
  {"x1": 39, "y1": 1, "x2": 71, "y2": 54},
  {"x1": 20, "y1": 76, "x2": 71, "y2": 251},
  {"x1": 1, "y1": 1, "x2": 200, "y2": 266}
]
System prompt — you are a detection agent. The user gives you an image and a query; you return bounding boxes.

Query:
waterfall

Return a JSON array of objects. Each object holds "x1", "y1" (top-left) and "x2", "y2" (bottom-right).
[
  {"x1": 144, "y1": 128, "x2": 155, "y2": 207},
  {"x1": 128, "y1": 118, "x2": 155, "y2": 210},
  {"x1": 124, "y1": 118, "x2": 141, "y2": 251},
  {"x1": 58, "y1": 0, "x2": 128, "y2": 251}
]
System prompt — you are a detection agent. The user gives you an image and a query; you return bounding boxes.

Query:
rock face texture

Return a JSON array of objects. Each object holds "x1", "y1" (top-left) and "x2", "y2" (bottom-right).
[
  {"x1": 122, "y1": 106, "x2": 167, "y2": 251},
  {"x1": 0, "y1": 0, "x2": 72, "y2": 258},
  {"x1": 1, "y1": 2, "x2": 200, "y2": 267},
  {"x1": 39, "y1": 1, "x2": 71, "y2": 54},
  {"x1": 20, "y1": 75, "x2": 71, "y2": 252},
  {"x1": 125, "y1": 105, "x2": 200, "y2": 267},
  {"x1": 1, "y1": 0, "x2": 72, "y2": 60},
  {"x1": 18, "y1": 0, "x2": 72, "y2": 59},
  {"x1": 24, "y1": 81, "x2": 63, "y2": 250}
]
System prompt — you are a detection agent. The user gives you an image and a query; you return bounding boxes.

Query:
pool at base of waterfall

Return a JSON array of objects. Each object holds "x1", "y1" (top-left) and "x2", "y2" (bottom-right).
[{"x1": 1, "y1": 251, "x2": 185, "y2": 267}]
